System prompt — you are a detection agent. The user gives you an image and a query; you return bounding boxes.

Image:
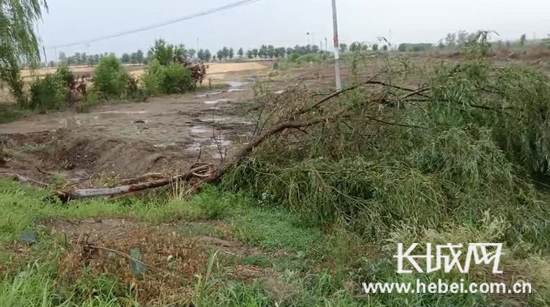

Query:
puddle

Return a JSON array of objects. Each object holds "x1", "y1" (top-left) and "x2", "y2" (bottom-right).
[
  {"x1": 153, "y1": 142, "x2": 177, "y2": 148},
  {"x1": 195, "y1": 81, "x2": 245, "y2": 99},
  {"x1": 226, "y1": 81, "x2": 246, "y2": 88},
  {"x1": 58, "y1": 117, "x2": 85, "y2": 127},
  {"x1": 191, "y1": 125, "x2": 211, "y2": 134},
  {"x1": 204, "y1": 99, "x2": 229, "y2": 105},
  {"x1": 209, "y1": 137, "x2": 232, "y2": 148},
  {"x1": 186, "y1": 142, "x2": 202, "y2": 152},
  {"x1": 185, "y1": 137, "x2": 233, "y2": 153},
  {"x1": 97, "y1": 111, "x2": 148, "y2": 115},
  {"x1": 195, "y1": 91, "x2": 223, "y2": 99}
]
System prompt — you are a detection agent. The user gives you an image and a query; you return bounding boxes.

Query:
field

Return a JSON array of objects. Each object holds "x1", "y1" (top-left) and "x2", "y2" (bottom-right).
[{"x1": 2, "y1": 49, "x2": 550, "y2": 307}]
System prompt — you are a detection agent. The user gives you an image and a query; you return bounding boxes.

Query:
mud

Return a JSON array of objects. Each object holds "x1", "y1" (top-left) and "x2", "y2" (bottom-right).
[{"x1": 0, "y1": 65, "x2": 269, "y2": 185}]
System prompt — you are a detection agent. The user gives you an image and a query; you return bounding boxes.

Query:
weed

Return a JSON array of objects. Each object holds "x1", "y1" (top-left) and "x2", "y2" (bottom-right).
[{"x1": 0, "y1": 104, "x2": 29, "y2": 124}]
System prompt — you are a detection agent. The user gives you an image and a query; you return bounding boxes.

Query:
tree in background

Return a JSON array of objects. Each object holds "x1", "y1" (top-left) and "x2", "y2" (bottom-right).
[
  {"x1": 339, "y1": 43, "x2": 348, "y2": 53},
  {"x1": 238, "y1": 48, "x2": 244, "y2": 58},
  {"x1": 311, "y1": 45, "x2": 320, "y2": 53},
  {"x1": 217, "y1": 50, "x2": 224, "y2": 61},
  {"x1": 136, "y1": 50, "x2": 144, "y2": 64},
  {"x1": 197, "y1": 49, "x2": 205, "y2": 61},
  {"x1": 457, "y1": 30, "x2": 469, "y2": 47},
  {"x1": 188, "y1": 49, "x2": 196, "y2": 59},
  {"x1": 121, "y1": 53, "x2": 130, "y2": 64},
  {"x1": 349, "y1": 42, "x2": 366, "y2": 52},
  {"x1": 0, "y1": 0, "x2": 48, "y2": 105},
  {"x1": 275, "y1": 47, "x2": 286, "y2": 58},
  {"x1": 372, "y1": 44, "x2": 379, "y2": 51},
  {"x1": 258, "y1": 45, "x2": 268, "y2": 58},
  {"x1": 286, "y1": 47, "x2": 294, "y2": 56},
  {"x1": 519, "y1": 34, "x2": 527, "y2": 47},
  {"x1": 204, "y1": 50, "x2": 212, "y2": 61},
  {"x1": 59, "y1": 52, "x2": 67, "y2": 64},
  {"x1": 267, "y1": 45, "x2": 275, "y2": 58},
  {"x1": 445, "y1": 33, "x2": 457, "y2": 48},
  {"x1": 246, "y1": 50, "x2": 254, "y2": 59},
  {"x1": 229, "y1": 48, "x2": 234, "y2": 59},
  {"x1": 252, "y1": 49, "x2": 259, "y2": 58},
  {"x1": 149, "y1": 39, "x2": 188, "y2": 66}
]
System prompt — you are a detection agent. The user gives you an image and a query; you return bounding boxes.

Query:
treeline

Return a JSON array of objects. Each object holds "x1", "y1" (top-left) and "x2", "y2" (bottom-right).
[
  {"x1": 210, "y1": 44, "x2": 327, "y2": 61},
  {"x1": 51, "y1": 31, "x2": 549, "y2": 68},
  {"x1": 55, "y1": 50, "x2": 146, "y2": 67},
  {"x1": 397, "y1": 32, "x2": 546, "y2": 53}
]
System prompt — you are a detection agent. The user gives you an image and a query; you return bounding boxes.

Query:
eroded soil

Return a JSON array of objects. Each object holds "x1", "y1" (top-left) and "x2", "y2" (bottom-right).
[{"x1": 0, "y1": 63, "x2": 270, "y2": 184}]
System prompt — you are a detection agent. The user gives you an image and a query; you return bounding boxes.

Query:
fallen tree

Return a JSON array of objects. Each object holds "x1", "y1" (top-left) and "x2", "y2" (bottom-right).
[{"x1": 54, "y1": 78, "x2": 426, "y2": 202}]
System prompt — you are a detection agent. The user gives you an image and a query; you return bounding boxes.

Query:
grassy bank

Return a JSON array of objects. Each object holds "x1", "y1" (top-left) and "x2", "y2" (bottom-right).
[{"x1": 0, "y1": 179, "x2": 548, "y2": 306}]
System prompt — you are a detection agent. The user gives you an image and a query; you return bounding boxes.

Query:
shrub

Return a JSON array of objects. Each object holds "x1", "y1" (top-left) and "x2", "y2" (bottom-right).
[
  {"x1": 56, "y1": 65, "x2": 75, "y2": 87},
  {"x1": 29, "y1": 74, "x2": 68, "y2": 112},
  {"x1": 142, "y1": 59, "x2": 194, "y2": 95},
  {"x1": 75, "y1": 90, "x2": 101, "y2": 113},
  {"x1": 93, "y1": 55, "x2": 130, "y2": 98}
]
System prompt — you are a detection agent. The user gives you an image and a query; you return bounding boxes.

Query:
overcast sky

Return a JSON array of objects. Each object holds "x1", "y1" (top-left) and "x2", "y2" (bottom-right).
[{"x1": 39, "y1": 0, "x2": 550, "y2": 60}]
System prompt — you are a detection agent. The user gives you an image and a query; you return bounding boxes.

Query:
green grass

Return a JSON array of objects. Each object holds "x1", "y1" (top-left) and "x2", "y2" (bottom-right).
[
  {"x1": 1, "y1": 179, "x2": 548, "y2": 306},
  {"x1": 231, "y1": 208, "x2": 323, "y2": 253},
  {"x1": 0, "y1": 104, "x2": 29, "y2": 124}
]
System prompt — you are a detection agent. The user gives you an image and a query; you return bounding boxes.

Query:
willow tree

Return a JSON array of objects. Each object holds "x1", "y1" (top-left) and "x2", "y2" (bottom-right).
[{"x1": 0, "y1": 0, "x2": 47, "y2": 105}]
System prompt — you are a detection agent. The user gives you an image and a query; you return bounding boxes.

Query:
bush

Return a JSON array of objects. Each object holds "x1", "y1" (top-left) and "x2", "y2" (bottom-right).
[
  {"x1": 93, "y1": 55, "x2": 130, "y2": 98},
  {"x1": 75, "y1": 90, "x2": 101, "y2": 113},
  {"x1": 29, "y1": 74, "x2": 68, "y2": 112},
  {"x1": 142, "y1": 59, "x2": 194, "y2": 95},
  {"x1": 56, "y1": 65, "x2": 75, "y2": 87}
]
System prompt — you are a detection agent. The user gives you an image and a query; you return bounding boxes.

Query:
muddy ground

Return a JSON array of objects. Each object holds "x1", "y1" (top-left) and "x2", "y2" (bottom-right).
[{"x1": 0, "y1": 62, "x2": 275, "y2": 185}]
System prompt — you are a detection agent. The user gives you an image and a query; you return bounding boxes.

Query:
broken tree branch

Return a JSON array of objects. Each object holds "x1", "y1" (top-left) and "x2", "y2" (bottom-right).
[
  {"x1": 56, "y1": 165, "x2": 210, "y2": 202},
  {"x1": 296, "y1": 73, "x2": 382, "y2": 116},
  {"x1": 117, "y1": 173, "x2": 166, "y2": 186},
  {"x1": 55, "y1": 77, "x2": 430, "y2": 202},
  {"x1": 0, "y1": 173, "x2": 48, "y2": 188}
]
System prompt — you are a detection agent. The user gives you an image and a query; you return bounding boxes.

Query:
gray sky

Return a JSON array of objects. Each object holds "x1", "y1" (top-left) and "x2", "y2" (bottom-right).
[{"x1": 39, "y1": 0, "x2": 550, "y2": 60}]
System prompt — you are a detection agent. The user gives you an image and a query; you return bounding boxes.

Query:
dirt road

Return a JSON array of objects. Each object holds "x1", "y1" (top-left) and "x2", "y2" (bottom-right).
[{"x1": 0, "y1": 62, "x2": 270, "y2": 183}]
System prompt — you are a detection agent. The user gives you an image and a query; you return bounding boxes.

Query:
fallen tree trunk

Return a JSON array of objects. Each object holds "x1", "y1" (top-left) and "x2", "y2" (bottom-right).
[
  {"x1": 56, "y1": 79, "x2": 424, "y2": 202},
  {"x1": 55, "y1": 109, "x2": 350, "y2": 202},
  {"x1": 56, "y1": 165, "x2": 210, "y2": 202}
]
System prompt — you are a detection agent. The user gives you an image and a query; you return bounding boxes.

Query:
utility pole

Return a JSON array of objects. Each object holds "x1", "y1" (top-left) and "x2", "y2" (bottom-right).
[{"x1": 331, "y1": 0, "x2": 342, "y2": 90}]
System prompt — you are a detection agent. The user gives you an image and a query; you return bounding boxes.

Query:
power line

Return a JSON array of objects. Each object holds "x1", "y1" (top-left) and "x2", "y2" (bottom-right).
[{"x1": 48, "y1": 0, "x2": 263, "y2": 49}]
